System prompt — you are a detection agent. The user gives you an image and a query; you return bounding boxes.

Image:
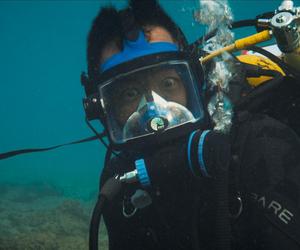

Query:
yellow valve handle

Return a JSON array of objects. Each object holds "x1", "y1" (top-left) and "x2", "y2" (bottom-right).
[{"x1": 200, "y1": 30, "x2": 272, "y2": 64}]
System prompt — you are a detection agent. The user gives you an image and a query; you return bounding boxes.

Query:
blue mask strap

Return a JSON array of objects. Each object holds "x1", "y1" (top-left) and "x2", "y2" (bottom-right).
[{"x1": 100, "y1": 31, "x2": 178, "y2": 72}]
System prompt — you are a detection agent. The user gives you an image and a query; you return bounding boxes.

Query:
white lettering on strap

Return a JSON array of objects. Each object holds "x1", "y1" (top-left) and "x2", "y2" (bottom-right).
[
  {"x1": 279, "y1": 209, "x2": 294, "y2": 224},
  {"x1": 251, "y1": 193, "x2": 294, "y2": 225},
  {"x1": 268, "y1": 200, "x2": 282, "y2": 215},
  {"x1": 258, "y1": 196, "x2": 266, "y2": 208}
]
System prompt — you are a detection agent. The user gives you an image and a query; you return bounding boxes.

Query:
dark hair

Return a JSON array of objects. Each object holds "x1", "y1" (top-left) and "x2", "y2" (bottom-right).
[{"x1": 86, "y1": 0, "x2": 188, "y2": 84}]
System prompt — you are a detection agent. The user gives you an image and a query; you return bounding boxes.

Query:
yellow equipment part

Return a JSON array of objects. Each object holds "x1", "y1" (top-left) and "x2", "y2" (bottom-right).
[
  {"x1": 237, "y1": 54, "x2": 286, "y2": 87},
  {"x1": 200, "y1": 30, "x2": 272, "y2": 64}
]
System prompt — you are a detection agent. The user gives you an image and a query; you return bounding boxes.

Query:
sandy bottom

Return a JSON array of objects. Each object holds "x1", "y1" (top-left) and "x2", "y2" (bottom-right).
[{"x1": 0, "y1": 182, "x2": 108, "y2": 250}]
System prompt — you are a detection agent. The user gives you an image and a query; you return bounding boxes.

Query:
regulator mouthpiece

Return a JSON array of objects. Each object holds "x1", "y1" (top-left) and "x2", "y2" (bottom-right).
[{"x1": 123, "y1": 91, "x2": 195, "y2": 138}]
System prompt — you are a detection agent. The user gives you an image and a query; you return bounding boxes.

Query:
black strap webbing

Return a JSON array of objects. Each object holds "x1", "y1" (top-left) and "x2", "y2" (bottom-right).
[
  {"x1": 250, "y1": 191, "x2": 300, "y2": 246},
  {"x1": 0, "y1": 135, "x2": 99, "y2": 160}
]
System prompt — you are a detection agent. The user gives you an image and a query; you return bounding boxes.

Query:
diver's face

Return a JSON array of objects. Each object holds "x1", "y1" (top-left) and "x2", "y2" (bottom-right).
[
  {"x1": 100, "y1": 26, "x2": 186, "y2": 126},
  {"x1": 111, "y1": 68, "x2": 187, "y2": 126}
]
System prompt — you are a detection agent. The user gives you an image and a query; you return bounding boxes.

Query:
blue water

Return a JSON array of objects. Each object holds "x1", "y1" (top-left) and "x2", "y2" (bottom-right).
[{"x1": 0, "y1": 0, "x2": 299, "y2": 198}]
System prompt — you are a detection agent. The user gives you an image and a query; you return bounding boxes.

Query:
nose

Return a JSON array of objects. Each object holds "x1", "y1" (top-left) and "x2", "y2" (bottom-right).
[{"x1": 144, "y1": 90, "x2": 155, "y2": 103}]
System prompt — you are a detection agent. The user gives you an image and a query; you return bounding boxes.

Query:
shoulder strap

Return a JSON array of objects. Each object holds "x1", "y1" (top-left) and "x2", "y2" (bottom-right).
[
  {"x1": 250, "y1": 189, "x2": 300, "y2": 246},
  {"x1": 232, "y1": 113, "x2": 300, "y2": 247}
]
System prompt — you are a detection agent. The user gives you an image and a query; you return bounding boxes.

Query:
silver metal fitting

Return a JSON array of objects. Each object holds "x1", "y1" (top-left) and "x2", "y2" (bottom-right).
[
  {"x1": 119, "y1": 170, "x2": 138, "y2": 184},
  {"x1": 257, "y1": 18, "x2": 271, "y2": 29},
  {"x1": 278, "y1": 0, "x2": 294, "y2": 12},
  {"x1": 270, "y1": 11, "x2": 300, "y2": 52},
  {"x1": 271, "y1": 12, "x2": 294, "y2": 28}
]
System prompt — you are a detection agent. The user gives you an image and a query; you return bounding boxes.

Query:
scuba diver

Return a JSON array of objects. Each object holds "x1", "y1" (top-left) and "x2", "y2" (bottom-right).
[
  {"x1": 80, "y1": 0, "x2": 300, "y2": 250},
  {"x1": 0, "y1": 0, "x2": 299, "y2": 249}
]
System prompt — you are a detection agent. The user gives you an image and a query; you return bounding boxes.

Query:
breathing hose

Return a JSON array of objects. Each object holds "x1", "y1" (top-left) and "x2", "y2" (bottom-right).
[
  {"x1": 248, "y1": 45, "x2": 300, "y2": 79},
  {"x1": 200, "y1": 30, "x2": 272, "y2": 64},
  {"x1": 89, "y1": 177, "x2": 123, "y2": 250},
  {"x1": 189, "y1": 19, "x2": 257, "y2": 51},
  {"x1": 89, "y1": 196, "x2": 107, "y2": 250}
]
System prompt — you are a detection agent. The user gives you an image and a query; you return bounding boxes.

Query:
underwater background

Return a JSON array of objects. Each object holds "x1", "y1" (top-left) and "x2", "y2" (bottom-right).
[{"x1": 0, "y1": 0, "x2": 299, "y2": 249}]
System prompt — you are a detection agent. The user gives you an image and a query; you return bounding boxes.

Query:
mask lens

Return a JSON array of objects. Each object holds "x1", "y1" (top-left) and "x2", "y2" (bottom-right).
[{"x1": 100, "y1": 61, "x2": 204, "y2": 144}]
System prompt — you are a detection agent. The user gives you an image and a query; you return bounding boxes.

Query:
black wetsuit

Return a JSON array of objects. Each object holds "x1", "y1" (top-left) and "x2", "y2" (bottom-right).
[{"x1": 100, "y1": 113, "x2": 300, "y2": 250}]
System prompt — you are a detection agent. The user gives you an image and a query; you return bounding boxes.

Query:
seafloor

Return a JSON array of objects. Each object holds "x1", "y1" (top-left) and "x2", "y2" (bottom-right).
[{"x1": 0, "y1": 182, "x2": 108, "y2": 250}]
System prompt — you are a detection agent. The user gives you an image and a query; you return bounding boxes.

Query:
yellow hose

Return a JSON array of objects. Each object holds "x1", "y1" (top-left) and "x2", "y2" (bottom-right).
[{"x1": 200, "y1": 30, "x2": 272, "y2": 64}]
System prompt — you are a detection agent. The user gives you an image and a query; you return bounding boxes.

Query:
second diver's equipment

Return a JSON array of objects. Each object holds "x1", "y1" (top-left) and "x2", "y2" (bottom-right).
[
  {"x1": 237, "y1": 53, "x2": 286, "y2": 87},
  {"x1": 265, "y1": 0, "x2": 300, "y2": 71},
  {"x1": 198, "y1": 0, "x2": 300, "y2": 73}
]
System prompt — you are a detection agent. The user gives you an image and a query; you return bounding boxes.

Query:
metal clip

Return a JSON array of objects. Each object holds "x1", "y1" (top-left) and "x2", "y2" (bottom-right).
[
  {"x1": 122, "y1": 196, "x2": 138, "y2": 218},
  {"x1": 230, "y1": 195, "x2": 243, "y2": 219}
]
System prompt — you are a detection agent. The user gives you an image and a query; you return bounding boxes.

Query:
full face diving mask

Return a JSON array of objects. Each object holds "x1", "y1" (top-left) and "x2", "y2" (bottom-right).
[
  {"x1": 97, "y1": 54, "x2": 206, "y2": 149},
  {"x1": 83, "y1": 31, "x2": 206, "y2": 150}
]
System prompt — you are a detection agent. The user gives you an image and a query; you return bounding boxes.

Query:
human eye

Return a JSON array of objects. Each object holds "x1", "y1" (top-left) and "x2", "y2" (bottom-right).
[
  {"x1": 160, "y1": 77, "x2": 179, "y2": 90},
  {"x1": 120, "y1": 87, "x2": 140, "y2": 101}
]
